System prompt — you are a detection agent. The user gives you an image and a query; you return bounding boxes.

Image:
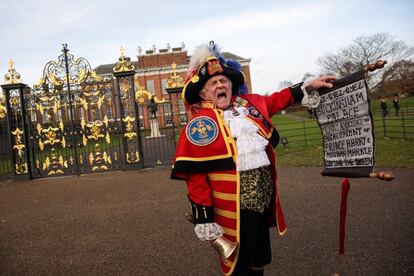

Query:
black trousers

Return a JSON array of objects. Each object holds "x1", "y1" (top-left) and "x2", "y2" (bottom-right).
[{"x1": 232, "y1": 209, "x2": 271, "y2": 276}]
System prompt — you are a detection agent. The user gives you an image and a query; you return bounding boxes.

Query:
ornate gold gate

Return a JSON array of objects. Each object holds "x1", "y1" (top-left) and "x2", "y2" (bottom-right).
[
  {"x1": 1, "y1": 45, "x2": 183, "y2": 180},
  {"x1": 25, "y1": 45, "x2": 125, "y2": 177}
]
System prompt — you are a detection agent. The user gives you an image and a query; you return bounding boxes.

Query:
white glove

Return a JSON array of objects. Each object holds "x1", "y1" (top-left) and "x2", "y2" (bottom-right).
[{"x1": 194, "y1": 222, "x2": 225, "y2": 241}]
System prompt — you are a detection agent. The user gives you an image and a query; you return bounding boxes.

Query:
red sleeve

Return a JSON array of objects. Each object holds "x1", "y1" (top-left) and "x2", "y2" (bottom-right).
[
  {"x1": 186, "y1": 172, "x2": 213, "y2": 206},
  {"x1": 245, "y1": 84, "x2": 303, "y2": 118},
  {"x1": 265, "y1": 87, "x2": 295, "y2": 116}
]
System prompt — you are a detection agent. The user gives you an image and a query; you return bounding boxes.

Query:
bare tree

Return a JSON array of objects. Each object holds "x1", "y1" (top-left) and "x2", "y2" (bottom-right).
[
  {"x1": 317, "y1": 33, "x2": 414, "y2": 91},
  {"x1": 375, "y1": 60, "x2": 414, "y2": 97}
]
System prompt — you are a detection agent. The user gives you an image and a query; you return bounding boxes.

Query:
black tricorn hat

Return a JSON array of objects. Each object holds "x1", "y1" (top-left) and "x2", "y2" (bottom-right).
[{"x1": 182, "y1": 47, "x2": 245, "y2": 106}]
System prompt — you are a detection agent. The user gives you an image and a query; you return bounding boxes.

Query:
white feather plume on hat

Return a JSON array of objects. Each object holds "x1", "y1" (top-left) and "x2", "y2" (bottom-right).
[{"x1": 187, "y1": 43, "x2": 217, "y2": 77}]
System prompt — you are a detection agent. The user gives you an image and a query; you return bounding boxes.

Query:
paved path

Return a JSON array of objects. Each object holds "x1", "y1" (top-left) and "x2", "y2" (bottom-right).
[{"x1": 1, "y1": 167, "x2": 413, "y2": 275}]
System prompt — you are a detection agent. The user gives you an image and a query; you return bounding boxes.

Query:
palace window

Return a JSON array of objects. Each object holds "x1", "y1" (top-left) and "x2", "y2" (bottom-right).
[
  {"x1": 146, "y1": 80, "x2": 155, "y2": 95},
  {"x1": 164, "y1": 103, "x2": 172, "y2": 126},
  {"x1": 161, "y1": 79, "x2": 168, "y2": 95}
]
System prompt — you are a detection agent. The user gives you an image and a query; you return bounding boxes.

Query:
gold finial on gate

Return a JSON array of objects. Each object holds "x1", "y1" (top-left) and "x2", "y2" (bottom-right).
[
  {"x1": 113, "y1": 46, "x2": 135, "y2": 73},
  {"x1": 119, "y1": 46, "x2": 126, "y2": 58},
  {"x1": 4, "y1": 58, "x2": 22, "y2": 84},
  {"x1": 166, "y1": 62, "x2": 184, "y2": 89}
]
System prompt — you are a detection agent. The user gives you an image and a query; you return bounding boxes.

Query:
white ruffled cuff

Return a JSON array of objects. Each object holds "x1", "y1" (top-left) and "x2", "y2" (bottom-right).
[
  {"x1": 194, "y1": 222, "x2": 225, "y2": 241},
  {"x1": 301, "y1": 77, "x2": 321, "y2": 108}
]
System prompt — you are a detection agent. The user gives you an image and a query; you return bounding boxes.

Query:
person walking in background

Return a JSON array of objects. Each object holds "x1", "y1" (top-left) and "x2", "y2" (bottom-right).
[
  {"x1": 393, "y1": 94, "x2": 400, "y2": 116},
  {"x1": 380, "y1": 98, "x2": 388, "y2": 118}
]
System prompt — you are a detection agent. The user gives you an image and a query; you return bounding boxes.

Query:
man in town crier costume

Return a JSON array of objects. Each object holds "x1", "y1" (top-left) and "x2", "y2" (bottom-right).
[{"x1": 171, "y1": 42, "x2": 335, "y2": 275}]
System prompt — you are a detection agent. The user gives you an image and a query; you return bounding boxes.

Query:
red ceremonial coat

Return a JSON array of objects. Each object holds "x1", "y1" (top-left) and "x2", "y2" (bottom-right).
[{"x1": 171, "y1": 86, "x2": 301, "y2": 275}]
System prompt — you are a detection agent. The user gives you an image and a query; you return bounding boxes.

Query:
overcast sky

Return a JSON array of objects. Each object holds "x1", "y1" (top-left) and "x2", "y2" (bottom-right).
[{"x1": 1, "y1": 0, "x2": 413, "y2": 94}]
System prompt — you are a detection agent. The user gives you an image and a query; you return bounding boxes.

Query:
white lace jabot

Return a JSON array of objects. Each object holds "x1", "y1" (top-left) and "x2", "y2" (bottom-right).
[{"x1": 223, "y1": 107, "x2": 270, "y2": 172}]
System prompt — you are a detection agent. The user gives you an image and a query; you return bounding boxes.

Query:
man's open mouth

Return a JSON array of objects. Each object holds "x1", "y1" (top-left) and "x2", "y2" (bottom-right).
[{"x1": 217, "y1": 91, "x2": 227, "y2": 101}]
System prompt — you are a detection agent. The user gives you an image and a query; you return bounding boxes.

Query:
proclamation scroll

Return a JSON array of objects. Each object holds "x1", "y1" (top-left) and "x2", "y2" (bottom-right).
[{"x1": 316, "y1": 70, "x2": 375, "y2": 178}]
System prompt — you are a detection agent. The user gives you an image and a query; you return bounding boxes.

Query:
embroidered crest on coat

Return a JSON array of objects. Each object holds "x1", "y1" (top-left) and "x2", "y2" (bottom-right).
[
  {"x1": 248, "y1": 106, "x2": 263, "y2": 119},
  {"x1": 186, "y1": 116, "x2": 218, "y2": 146}
]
